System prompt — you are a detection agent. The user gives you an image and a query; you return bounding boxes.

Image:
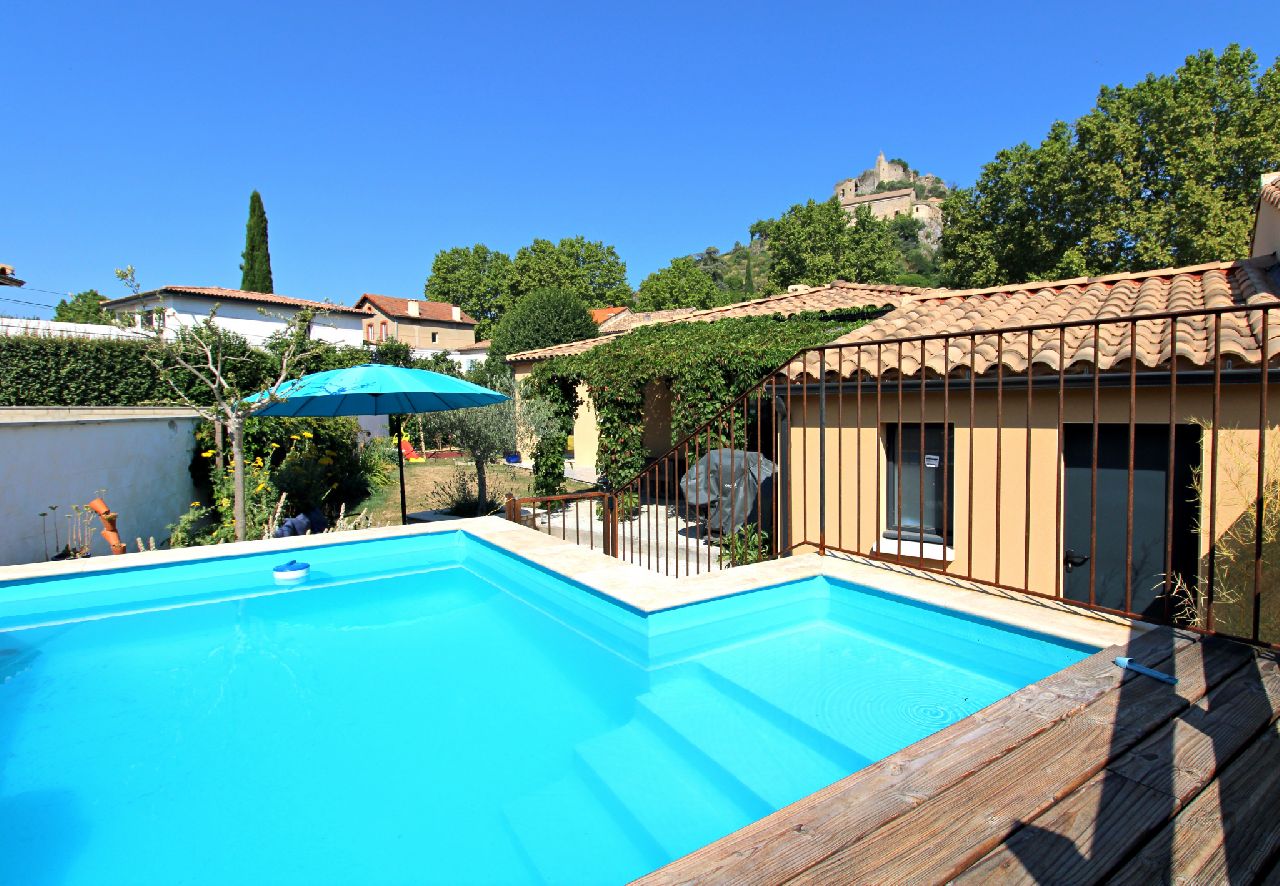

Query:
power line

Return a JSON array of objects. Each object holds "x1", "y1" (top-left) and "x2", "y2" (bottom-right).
[{"x1": 0, "y1": 293, "x2": 58, "y2": 310}]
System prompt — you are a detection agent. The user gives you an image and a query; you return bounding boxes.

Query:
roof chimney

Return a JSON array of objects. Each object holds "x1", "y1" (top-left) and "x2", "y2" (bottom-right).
[
  {"x1": 407, "y1": 300, "x2": 419, "y2": 318},
  {"x1": 452, "y1": 305, "x2": 461, "y2": 322},
  {"x1": 1251, "y1": 171, "x2": 1280, "y2": 259}
]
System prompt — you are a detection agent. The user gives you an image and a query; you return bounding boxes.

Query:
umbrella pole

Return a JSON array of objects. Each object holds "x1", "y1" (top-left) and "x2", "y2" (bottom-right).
[{"x1": 397, "y1": 422, "x2": 408, "y2": 525}]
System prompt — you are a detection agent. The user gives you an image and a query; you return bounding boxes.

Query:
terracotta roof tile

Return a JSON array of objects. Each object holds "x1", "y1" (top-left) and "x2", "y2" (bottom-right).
[
  {"x1": 102, "y1": 285, "x2": 365, "y2": 314},
  {"x1": 590, "y1": 306, "x2": 629, "y2": 325},
  {"x1": 1262, "y1": 179, "x2": 1280, "y2": 211},
  {"x1": 355, "y1": 293, "x2": 477, "y2": 325},
  {"x1": 783, "y1": 255, "x2": 1280, "y2": 382}
]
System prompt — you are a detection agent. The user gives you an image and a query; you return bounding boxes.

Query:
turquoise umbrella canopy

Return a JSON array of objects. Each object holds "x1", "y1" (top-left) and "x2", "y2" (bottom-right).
[
  {"x1": 244, "y1": 363, "x2": 509, "y2": 524},
  {"x1": 245, "y1": 363, "x2": 508, "y2": 417}
]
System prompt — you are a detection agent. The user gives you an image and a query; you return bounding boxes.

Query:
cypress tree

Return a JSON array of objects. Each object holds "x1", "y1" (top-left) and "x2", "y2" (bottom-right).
[
  {"x1": 239, "y1": 190, "x2": 274, "y2": 293},
  {"x1": 744, "y1": 251, "x2": 755, "y2": 296}
]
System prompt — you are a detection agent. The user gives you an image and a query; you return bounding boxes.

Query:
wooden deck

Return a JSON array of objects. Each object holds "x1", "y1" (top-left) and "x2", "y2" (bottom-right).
[{"x1": 634, "y1": 627, "x2": 1280, "y2": 884}]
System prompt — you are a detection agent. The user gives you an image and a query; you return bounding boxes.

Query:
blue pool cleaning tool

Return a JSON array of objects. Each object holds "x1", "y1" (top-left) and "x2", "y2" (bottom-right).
[
  {"x1": 1114, "y1": 657, "x2": 1178, "y2": 684},
  {"x1": 273, "y1": 560, "x2": 311, "y2": 583}
]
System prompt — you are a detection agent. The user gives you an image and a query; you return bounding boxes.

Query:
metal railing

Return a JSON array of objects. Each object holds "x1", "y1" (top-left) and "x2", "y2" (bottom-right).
[{"x1": 508, "y1": 302, "x2": 1278, "y2": 646}]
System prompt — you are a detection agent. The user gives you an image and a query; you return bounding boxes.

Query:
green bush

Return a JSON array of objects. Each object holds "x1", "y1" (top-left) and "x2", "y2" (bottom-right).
[{"x1": 0, "y1": 335, "x2": 169, "y2": 406}]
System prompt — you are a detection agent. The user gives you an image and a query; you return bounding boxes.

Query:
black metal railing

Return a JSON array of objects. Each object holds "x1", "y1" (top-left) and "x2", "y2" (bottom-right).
[{"x1": 509, "y1": 302, "x2": 1278, "y2": 646}]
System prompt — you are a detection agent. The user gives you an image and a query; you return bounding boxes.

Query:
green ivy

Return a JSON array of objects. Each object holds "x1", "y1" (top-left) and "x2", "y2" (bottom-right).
[{"x1": 525, "y1": 310, "x2": 881, "y2": 486}]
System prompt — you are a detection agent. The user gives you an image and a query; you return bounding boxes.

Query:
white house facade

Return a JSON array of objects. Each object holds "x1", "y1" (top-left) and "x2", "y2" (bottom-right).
[{"x1": 102, "y1": 286, "x2": 366, "y2": 347}]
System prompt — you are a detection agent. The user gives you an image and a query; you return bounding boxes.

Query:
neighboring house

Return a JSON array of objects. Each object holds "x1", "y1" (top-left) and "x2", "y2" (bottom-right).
[
  {"x1": 102, "y1": 286, "x2": 365, "y2": 346},
  {"x1": 353, "y1": 294, "x2": 477, "y2": 357},
  {"x1": 591, "y1": 306, "x2": 629, "y2": 327},
  {"x1": 452, "y1": 340, "x2": 491, "y2": 373},
  {"x1": 0, "y1": 263, "x2": 24, "y2": 287}
]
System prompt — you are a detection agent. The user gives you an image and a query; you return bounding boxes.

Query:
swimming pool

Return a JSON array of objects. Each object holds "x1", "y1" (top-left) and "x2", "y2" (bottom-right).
[{"x1": 0, "y1": 530, "x2": 1093, "y2": 885}]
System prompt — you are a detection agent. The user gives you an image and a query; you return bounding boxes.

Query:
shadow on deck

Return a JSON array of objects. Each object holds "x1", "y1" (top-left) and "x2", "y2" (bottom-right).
[{"x1": 634, "y1": 627, "x2": 1280, "y2": 884}]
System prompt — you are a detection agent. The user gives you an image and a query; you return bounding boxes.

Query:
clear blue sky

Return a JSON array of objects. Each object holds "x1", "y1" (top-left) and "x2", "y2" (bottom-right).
[{"x1": 2, "y1": 1, "x2": 1275, "y2": 317}]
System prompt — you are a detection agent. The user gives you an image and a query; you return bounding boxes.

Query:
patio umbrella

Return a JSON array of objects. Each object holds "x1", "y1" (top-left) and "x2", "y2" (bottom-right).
[{"x1": 245, "y1": 363, "x2": 508, "y2": 524}]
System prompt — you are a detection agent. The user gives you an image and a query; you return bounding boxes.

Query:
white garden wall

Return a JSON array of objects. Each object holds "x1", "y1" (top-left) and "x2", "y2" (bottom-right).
[{"x1": 0, "y1": 408, "x2": 202, "y2": 566}]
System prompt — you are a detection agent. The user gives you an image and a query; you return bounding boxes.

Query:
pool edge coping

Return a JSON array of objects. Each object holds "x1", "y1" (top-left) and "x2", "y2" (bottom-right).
[{"x1": 0, "y1": 516, "x2": 1142, "y2": 651}]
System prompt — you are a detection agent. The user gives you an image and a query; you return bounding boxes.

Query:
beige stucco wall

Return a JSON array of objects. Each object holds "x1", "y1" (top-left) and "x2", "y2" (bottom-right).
[
  {"x1": 510, "y1": 369, "x2": 603, "y2": 481},
  {"x1": 361, "y1": 311, "x2": 475, "y2": 349},
  {"x1": 786, "y1": 383, "x2": 1279, "y2": 598}
]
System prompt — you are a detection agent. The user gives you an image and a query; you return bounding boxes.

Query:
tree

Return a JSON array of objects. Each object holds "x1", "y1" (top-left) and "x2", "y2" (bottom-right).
[
  {"x1": 418, "y1": 373, "x2": 558, "y2": 515},
  {"x1": 487, "y1": 287, "x2": 597, "y2": 362},
  {"x1": 634, "y1": 257, "x2": 723, "y2": 311},
  {"x1": 53, "y1": 289, "x2": 112, "y2": 324},
  {"x1": 240, "y1": 190, "x2": 274, "y2": 293},
  {"x1": 423, "y1": 244, "x2": 515, "y2": 339},
  {"x1": 941, "y1": 45, "x2": 1280, "y2": 287},
  {"x1": 133, "y1": 308, "x2": 320, "y2": 541},
  {"x1": 767, "y1": 198, "x2": 900, "y2": 290},
  {"x1": 512, "y1": 236, "x2": 631, "y2": 307}
]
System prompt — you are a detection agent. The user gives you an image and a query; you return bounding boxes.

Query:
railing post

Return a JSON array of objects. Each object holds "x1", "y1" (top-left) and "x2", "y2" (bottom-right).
[{"x1": 504, "y1": 493, "x2": 516, "y2": 523}]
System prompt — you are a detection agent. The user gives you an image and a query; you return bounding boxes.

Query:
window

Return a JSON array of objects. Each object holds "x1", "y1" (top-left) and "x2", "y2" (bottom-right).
[
  {"x1": 364, "y1": 323, "x2": 374, "y2": 343},
  {"x1": 883, "y1": 423, "x2": 953, "y2": 545},
  {"x1": 141, "y1": 308, "x2": 165, "y2": 330},
  {"x1": 431, "y1": 331, "x2": 439, "y2": 343},
  {"x1": 379, "y1": 321, "x2": 388, "y2": 342}
]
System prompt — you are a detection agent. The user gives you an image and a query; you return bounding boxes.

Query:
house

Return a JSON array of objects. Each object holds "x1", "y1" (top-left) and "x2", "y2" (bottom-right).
[
  {"x1": 452, "y1": 340, "x2": 491, "y2": 373},
  {"x1": 510, "y1": 175, "x2": 1280, "y2": 636},
  {"x1": 0, "y1": 263, "x2": 24, "y2": 287},
  {"x1": 508, "y1": 305, "x2": 709, "y2": 479},
  {"x1": 353, "y1": 294, "x2": 477, "y2": 357},
  {"x1": 591, "y1": 306, "x2": 629, "y2": 327},
  {"x1": 102, "y1": 286, "x2": 366, "y2": 347},
  {"x1": 507, "y1": 294, "x2": 902, "y2": 479}
]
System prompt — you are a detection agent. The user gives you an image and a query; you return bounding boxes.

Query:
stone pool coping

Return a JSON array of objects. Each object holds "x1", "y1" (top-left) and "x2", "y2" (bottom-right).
[{"x1": 0, "y1": 516, "x2": 1141, "y2": 650}]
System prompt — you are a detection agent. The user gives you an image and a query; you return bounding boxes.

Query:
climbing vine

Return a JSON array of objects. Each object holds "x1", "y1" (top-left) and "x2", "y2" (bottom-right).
[{"x1": 525, "y1": 309, "x2": 882, "y2": 487}]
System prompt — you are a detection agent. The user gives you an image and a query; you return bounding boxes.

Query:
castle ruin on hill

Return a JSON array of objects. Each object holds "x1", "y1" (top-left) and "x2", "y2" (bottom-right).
[{"x1": 834, "y1": 152, "x2": 947, "y2": 243}]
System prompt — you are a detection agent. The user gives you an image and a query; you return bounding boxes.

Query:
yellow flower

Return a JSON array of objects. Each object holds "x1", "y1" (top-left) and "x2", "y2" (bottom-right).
[
  {"x1": 220, "y1": 498, "x2": 230, "y2": 508},
  {"x1": 253, "y1": 457, "x2": 264, "y2": 467},
  {"x1": 190, "y1": 501, "x2": 201, "y2": 508},
  {"x1": 255, "y1": 482, "x2": 266, "y2": 492},
  {"x1": 269, "y1": 442, "x2": 281, "y2": 449},
  {"x1": 290, "y1": 434, "x2": 301, "y2": 441},
  {"x1": 318, "y1": 457, "x2": 334, "y2": 465},
  {"x1": 200, "y1": 450, "x2": 215, "y2": 458},
  {"x1": 302, "y1": 431, "x2": 313, "y2": 439}
]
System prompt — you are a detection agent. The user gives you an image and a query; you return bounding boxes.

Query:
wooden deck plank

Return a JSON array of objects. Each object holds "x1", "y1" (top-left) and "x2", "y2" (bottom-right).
[
  {"x1": 633, "y1": 627, "x2": 1192, "y2": 886},
  {"x1": 788, "y1": 637, "x2": 1254, "y2": 884},
  {"x1": 1108, "y1": 719, "x2": 1280, "y2": 886},
  {"x1": 954, "y1": 654, "x2": 1280, "y2": 884}
]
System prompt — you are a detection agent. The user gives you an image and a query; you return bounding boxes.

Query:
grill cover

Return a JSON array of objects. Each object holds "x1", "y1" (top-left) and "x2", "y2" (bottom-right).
[{"x1": 678, "y1": 448, "x2": 776, "y2": 538}]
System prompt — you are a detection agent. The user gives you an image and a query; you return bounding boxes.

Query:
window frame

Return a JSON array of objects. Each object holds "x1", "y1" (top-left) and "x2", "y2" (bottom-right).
[{"x1": 881, "y1": 422, "x2": 954, "y2": 551}]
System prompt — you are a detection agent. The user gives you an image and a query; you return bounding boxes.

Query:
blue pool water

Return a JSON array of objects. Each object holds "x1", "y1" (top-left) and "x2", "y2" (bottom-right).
[{"x1": 0, "y1": 531, "x2": 1093, "y2": 885}]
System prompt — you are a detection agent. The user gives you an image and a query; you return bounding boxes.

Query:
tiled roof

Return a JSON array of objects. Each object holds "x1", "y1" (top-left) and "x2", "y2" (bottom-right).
[
  {"x1": 590, "y1": 306, "x2": 629, "y2": 325},
  {"x1": 102, "y1": 286, "x2": 365, "y2": 314},
  {"x1": 0, "y1": 263, "x2": 22, "y2": 287},
  {"x1": 455, "y1": 339, "x2": 491, "y2": 352},
  {"x1": 783, "y1": 255, "x2": 1280, "y2": 381},
  {"x1": 507, "y1": 308, "x2": 701, "y2": 362},
  {"x1": 1262, "y1": 179, "x2": 1280, "y2": 211},
  {"x1": 506, "y1": 283, "x2": 911, "y2": 363},
  {"x1": 598, "y1": 307, "x2": 700, "y2": 333},
  {"x1": 355, "y1": 293, "x2": 477, "y2": 325}
]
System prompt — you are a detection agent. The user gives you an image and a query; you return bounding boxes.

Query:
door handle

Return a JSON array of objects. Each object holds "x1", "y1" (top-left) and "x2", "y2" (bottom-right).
[{"x1": 1064, "y1": 549, "x2": 1090, "y2": 573}]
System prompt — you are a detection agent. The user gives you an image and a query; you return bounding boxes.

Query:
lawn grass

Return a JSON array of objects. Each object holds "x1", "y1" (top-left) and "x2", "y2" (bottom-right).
[{"x1": 356, "y1": 459, "x2": 591, "y2": 525}]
